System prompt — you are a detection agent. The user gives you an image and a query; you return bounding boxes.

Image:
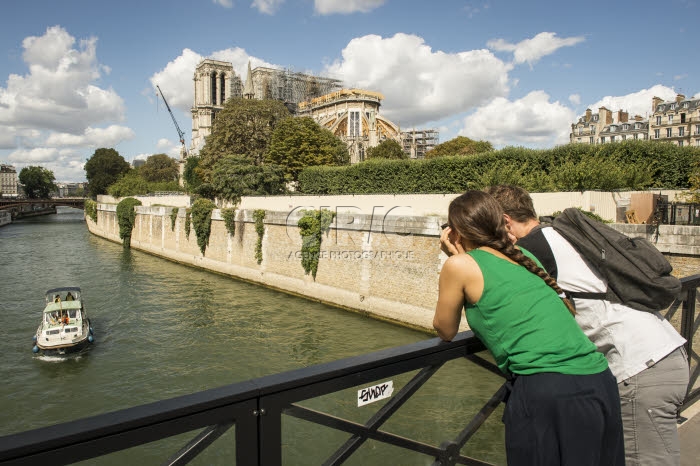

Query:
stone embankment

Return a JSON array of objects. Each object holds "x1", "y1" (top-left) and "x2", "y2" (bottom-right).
[
  {"x1": 0, "y1": 210, "x2": 11, "y2": 227},
  {"x1": 87, "y1": 193, "x2": 700, "y2": 331}
]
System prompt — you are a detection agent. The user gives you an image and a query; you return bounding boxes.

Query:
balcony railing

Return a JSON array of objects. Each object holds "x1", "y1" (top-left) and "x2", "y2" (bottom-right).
[{"x1": 1, "y1": 276, "x2": 698, "y2": 466}]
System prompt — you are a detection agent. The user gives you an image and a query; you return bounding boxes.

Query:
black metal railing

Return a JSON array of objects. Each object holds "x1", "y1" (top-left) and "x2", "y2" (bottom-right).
[
  {"x1": 655, "y1": 201, "x2": 700, "y2": 226},
  {"x1": 1, "y1": 276, "x2": 698, "y2": 466},
  {"x1": 666, "y1": 275, "x2": 700, "y2": 410}
]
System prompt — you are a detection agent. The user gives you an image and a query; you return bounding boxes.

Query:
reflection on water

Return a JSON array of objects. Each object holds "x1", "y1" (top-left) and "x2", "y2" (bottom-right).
[{"x1": 0, "y1": 207, "x2": 506, "y2": 465}]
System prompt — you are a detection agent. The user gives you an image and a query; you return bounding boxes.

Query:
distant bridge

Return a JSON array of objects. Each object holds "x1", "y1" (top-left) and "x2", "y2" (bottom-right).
[{"x1": 0, "y1": 197, "x2": 86, "y2": 210}]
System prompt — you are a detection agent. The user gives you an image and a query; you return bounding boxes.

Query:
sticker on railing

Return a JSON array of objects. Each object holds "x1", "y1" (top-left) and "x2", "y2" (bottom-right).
[{"x1": 357, "y1": 380, "x2": 394, "y2": 407}]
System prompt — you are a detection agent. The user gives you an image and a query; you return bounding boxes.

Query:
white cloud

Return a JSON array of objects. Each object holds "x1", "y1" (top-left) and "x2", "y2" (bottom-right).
[
  {"x1": 569, "y1": 94, "x2": 581, "y2": 105},
  {"x1": 587, "y1": 85, "x2": 679, "y2": 119},
  {"x1": 150, "y1": 47, "x2": 277, "y2": 113},
  {"x1": 314, "y1": 0, "x2": 385, "y2": 14},
  {"x1": 252, "y1": 0, "x2": 285, "y2": 14},
  {"x1": 44, "y1": 125, "x2": 134, "y2": 147},
  {"x1": 325, "y1": 33, "x2": 511, "y2": 126},
  {"x1": 8, "y1": 147, "x2": 60, "y2": 163},
  {"x1": 460, "y1": 91, "x2": 575, "y2": 147},
  {"x1": 0, "y1": 26, "x2": 125, "y2": 133},
  {"x1": 674, "y1": 73, "x2": 688, "y2": 81},
  {"x1": 213, "y1": 0, "x2": 233, "y2": 7},
  {"x1": 487, "y1": 32, "x2": 585, "y2": 67},
  {"x1": 0, "y1": 26, "x2": 132, "y2": 181}
]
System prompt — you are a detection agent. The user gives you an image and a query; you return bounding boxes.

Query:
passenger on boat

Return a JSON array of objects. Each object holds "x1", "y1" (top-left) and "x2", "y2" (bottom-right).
[
  {"x1": 65, "y1": 292, "x2": 74, "y2": 301},
  {"x1": 54, "y1": 295, "x2": 61, "y2": 303},
  {"x1": 62, "y1": 314, "x2": 69, "y2": 325}
]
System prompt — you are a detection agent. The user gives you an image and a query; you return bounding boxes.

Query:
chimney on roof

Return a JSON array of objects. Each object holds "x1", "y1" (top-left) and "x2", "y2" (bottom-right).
[
  {"x1": 676, "y1": 94, "x2": 686, "y2": 103},
  {"x1": 616, "y1": 110, "x2": 629, "y2": 123},
  {"x1": 599, "y1": 107, "x2": 612, "y2": 124},
  {"x1": 652, "y1": 96, "x2": 663, "y2": 112},
  {"x1": 634, "y1": 115, "x2": 643, "y2": 121},
  {"x1": 585, "y1": 108, "x2": 592, "y2": 122}
]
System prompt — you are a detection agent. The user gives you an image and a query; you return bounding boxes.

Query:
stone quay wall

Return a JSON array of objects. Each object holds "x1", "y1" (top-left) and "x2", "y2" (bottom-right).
[
  {"x1": 0, "y1": 210, "x2": 11, "y2": 227},
  {"x1": 87, "y1": 199, "x2": 699, "y2": 332}
]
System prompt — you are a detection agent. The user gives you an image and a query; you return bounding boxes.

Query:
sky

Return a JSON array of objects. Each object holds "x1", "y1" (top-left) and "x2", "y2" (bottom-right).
[{"x1": 0, "y1": 0, "x2": 698, "y2": 182}]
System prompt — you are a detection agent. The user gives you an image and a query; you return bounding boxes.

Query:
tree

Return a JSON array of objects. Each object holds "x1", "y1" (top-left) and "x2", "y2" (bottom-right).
[
  {"x1": 425, "y1": 136, "x2": 493, "y2": 159},
  {"x1": 264, "y1": 117, "x2": 349, "y2": 181},
  {"x1": 210, "y1": 155, "x2": 286, "y2": 203},
  {"x1": 107, "y1": 172, "x2": 150, "y2": 197},
  {"x1": 84, "y1": 148, "x2": 131, "y2": 197},
  {"x1": 140, "y1": 153, "x2": 179, "y2": 183},
  {"x1": 183, "y1": 156, "x2": 203, "y2": 191},
  {"x1": 366, "y1": 139, "x2": 406, "y2": 160},
  {"x1": 19, "y1": 166, "x2": 56, "y2": 199},
  {"x1": 198, "y1": 98, "x2": 292, "y2": 180}
]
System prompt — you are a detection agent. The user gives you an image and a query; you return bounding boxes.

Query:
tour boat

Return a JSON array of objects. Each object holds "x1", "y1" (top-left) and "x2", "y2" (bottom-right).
[{"x1": 33, "y1": 287, "x2": 93, "y2": 355}]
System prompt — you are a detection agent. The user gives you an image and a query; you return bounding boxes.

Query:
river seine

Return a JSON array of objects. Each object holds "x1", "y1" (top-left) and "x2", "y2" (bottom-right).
[{"x1": 0, "y1": 207, "x2": 505, "y2": 465}]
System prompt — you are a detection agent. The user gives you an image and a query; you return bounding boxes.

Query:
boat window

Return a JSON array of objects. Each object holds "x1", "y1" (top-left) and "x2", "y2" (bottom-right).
[{"x1": 47, "y1": 329, "x2": 60, "y2": 335}]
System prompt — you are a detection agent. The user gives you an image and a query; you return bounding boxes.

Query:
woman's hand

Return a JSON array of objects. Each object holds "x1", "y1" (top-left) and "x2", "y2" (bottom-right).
[{"x1": 440, "y1": 226, "x2": 464, "y2": 257}]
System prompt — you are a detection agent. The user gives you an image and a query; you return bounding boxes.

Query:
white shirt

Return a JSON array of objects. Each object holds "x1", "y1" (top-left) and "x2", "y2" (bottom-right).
[{"x1": 541, "y1": 227, "x2": 686, "y2": 382}]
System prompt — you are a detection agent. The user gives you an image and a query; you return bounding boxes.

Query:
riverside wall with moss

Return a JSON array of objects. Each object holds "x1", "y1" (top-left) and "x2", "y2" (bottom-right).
[{"x1": 86, "y1": 201, "x2": 700, "y2": 332}]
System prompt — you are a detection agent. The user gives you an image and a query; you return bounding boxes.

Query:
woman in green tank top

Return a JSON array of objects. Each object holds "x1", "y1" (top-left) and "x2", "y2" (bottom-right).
[{"x1": 433, "y1": 190, "x2": 623, "y2": 466}]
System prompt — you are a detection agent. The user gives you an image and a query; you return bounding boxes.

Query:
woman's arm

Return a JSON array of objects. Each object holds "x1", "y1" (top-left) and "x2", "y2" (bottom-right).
[{"x1": 433, "y1": 256, "x2": 473, "y2": 341}]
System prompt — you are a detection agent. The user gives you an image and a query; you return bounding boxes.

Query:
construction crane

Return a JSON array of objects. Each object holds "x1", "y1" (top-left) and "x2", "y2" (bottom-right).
[{"x1": 156, "y1": 85, "x2": 187, "y2": 158}]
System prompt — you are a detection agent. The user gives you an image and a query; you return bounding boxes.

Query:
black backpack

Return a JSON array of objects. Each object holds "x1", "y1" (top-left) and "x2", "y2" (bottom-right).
[{"x1": 552, "y1": 208, "x2": 682, "y2": 313}]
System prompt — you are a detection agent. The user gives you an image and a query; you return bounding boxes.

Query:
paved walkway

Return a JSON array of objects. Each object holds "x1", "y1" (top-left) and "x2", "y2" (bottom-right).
[{"x1": 679, "y1": 402, "x2": 700, "y2": 465}]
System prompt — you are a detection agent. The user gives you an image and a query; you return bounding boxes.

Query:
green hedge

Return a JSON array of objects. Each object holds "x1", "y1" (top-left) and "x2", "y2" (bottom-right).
[
  {"x1": 191, "y1": 199, "x2": 216, "y2": 255},
  {"x1": 116, "y1": 197, "x2": 142, "y2": 247},
  {"x1": 84, "y1": 199, "x2": 97, "y2": 223},
  {"x1": 298, "y1": 141, "x2": 700, "y2": 194}
]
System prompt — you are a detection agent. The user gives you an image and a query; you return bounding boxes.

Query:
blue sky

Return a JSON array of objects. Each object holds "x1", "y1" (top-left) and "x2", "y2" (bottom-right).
[{"x1": 1, "y1": 0, "x2": 698, "y2": 182}]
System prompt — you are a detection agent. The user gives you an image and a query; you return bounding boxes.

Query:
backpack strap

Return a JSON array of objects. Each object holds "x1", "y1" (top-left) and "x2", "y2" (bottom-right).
[{"x1": 564, "y1": 291, "x2": 607, "y2": 300}]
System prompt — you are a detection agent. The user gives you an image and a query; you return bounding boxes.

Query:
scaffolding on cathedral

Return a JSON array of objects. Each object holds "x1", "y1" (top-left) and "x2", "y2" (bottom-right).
[
  {"x1": 400, "y1": 129, "x2": 440, "y2": 159},
  {"x1": 249, "y1": 67, "x2": 343, "y2": 108}
]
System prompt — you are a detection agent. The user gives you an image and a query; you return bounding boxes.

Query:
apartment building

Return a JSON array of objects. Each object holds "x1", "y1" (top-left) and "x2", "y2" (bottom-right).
[
  {"x1": 0, "y1": 164, "x2": 19, "y2": 197},
  {"x1": 570, "y1": 94, "x2": 700, "y2": 146},
  {"x1": 649, "y1": 94, "x2": 700, "y2": 147}
]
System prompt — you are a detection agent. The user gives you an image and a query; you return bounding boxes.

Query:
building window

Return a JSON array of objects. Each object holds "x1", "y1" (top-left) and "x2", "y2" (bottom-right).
[
  {"x1": 589, "y1": 137, "x2": 594, "y2": 144},
  {"x1": 610, "y1": 125, "x2": 616, "y2": 132},
  {"x1": 590, "y1": 126, "x2": 595, "y2": 134},
  {"x1": 635, "y1": 123, "x2": 641, "y2": 129},
  {"x1": 696, "y1": 124, "x2": 700, "y2": 135},
  {"x1": 667, "y1": 128, "x2": 672, "y2": 138},
  {"x1": 679, "y1": 140, "x2": 684, "y2": 147},
  {"x1": 622, "y1": 135, "x2": 626, "y2": 140},
  {"x1": 696, "y1": 139, "x2": 700, "y2": 147},
  {"x1": 679, "y1": 127, "x2": 685, "y2": 137},
  {"x1": 611, "y1": 135, "x2": 616, "y2": 142},
  {"x1": 578, "y1": 127, "x2": 582, "y2": 135},
  {"x1": 349, "y1": 111, "x2": 360, "y2": 137},
  {"x1": 656, "y1": 116, "x2": 662, "y2": 125},
  {"x1": 668, "y1": 115, "x2": 674, "y2": 124},
  {"x1": 654, "y1": 129, "x2": 660, "y2": 139},
  {"x1": 601, "y1": 137, "x2": 606, "y2": 143},
  {"x1": 634, "y1": 133, "x2": 638, "y2": 140},
  {"x1": 623, "y1": 124, "x2": 629, "y2": 130}
]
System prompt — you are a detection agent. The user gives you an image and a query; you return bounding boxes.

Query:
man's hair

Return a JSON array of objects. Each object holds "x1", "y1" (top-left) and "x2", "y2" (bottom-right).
[{"x1": 485, "y1": 185, "x2": 537, "y2": 222}]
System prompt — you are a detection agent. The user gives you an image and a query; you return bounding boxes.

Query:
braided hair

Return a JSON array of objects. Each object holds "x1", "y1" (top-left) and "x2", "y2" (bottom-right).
[{"x1": 448, "y1": 190, "x2": 575, "y2": 316}]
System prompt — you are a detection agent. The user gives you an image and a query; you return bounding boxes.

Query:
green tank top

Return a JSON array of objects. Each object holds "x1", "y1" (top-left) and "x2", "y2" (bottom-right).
[{"x1": 465, "y1": 248, "x2": 608, "y2": 376}]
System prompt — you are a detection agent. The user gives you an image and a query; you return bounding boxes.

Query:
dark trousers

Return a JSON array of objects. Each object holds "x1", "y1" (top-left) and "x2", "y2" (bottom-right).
[{"x1": 504, "y1": 369, "x2": 624, "y2": 466}]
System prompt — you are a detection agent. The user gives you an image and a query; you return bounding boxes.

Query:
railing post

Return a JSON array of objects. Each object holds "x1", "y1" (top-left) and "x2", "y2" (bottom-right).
[
  {"x1": 258, "y1": 400, "x2": 284, "y2": 466},
  {"x1": 681, "y1": 284, "x2": 696, "y2": 362}
]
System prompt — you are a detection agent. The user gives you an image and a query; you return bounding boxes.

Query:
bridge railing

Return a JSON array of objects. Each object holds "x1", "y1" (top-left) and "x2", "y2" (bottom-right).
[{"x1": 0, "y1": 276, "x2": 698, "y2": 466}]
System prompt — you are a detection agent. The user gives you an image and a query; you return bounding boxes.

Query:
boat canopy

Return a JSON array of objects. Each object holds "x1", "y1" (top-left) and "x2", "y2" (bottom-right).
[
  {"x1": 45, "y1": 287, "x2": 81, "y2": 304},
  {"x1": 43, "y1": 301, "x2": 82, "y2": 313}
]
